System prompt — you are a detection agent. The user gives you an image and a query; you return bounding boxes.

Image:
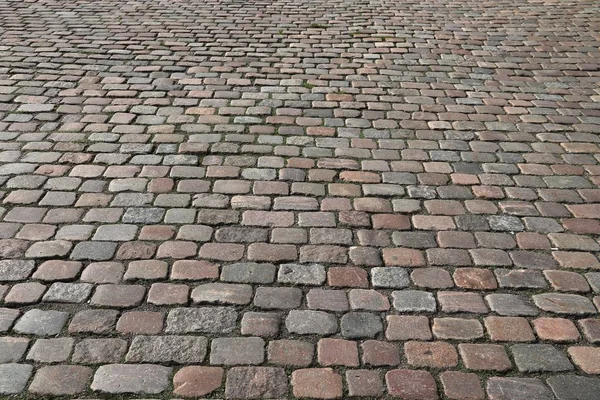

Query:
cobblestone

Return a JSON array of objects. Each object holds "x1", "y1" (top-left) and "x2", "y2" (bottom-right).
[{"x1": 0, "y1": 0, "x2": 598, "y2": 396}]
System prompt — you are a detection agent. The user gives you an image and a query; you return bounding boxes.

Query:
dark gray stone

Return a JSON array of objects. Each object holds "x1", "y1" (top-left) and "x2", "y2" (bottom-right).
[
  {"x1": 455, "y1": 215, "x2": 490, "y2": 231},
  {"x1": 486, "y1": 294, "x2": 539, "y2": 316},
  {"x1": 341, "y1": 312, "x2": 383, "y2": 339},
  {"x1": 392, "y1": 232, "x2": 436, "y2": 248},
  {"x1": 221, "y1": 262, "x2": 276, "y2": 283},
  {"x1": 547, "y1": 375, "x2": 600, "y2": 400},
  {"x1": 254, "y1": 287, "x2": 303, "y2": 309},
  {"x1": 488, "y1": 215, "x2": 524, "y2": 232},
  {"x1": 533, "y1": 293, "x2": 596, "y2": 315},
  {"x1": 487, "y1": 377, "x2": 553, "y2": 400},
  {"x1": 511, "y1": 251, "x2": 557, "y2": 269},
  {"x1": 215, "y1": 227, "x2": 267, "y2": 243},
  {"x1": 512, "y1": 344, "x2": 574, "y2": 372},
  {"x1": 70, "y1": 241, "x2": 117, "y2": 261}
]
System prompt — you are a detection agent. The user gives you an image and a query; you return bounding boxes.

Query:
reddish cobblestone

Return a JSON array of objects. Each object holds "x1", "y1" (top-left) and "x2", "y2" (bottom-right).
[
  {"x1": 292, "y1": 368, "x2": 343, "y2": 399},
  {"x1": 386, "y1": 369, "x2": 438, "y2": 400},
  {"x1": 317, "y1": 338, "x2": 359, "y2": 367}
]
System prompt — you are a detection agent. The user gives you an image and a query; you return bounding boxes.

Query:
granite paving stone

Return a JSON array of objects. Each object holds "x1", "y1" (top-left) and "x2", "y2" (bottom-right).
[
  {"x1": 0, "y1": 0, "x2": 599, "y2": 396},
  {"x1": 91, "y1": 364, "x2": 172, "y2": 394}
]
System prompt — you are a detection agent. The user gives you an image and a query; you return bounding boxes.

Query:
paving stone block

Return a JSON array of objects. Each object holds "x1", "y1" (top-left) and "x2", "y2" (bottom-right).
[
  {"x1": 72, "y1": 338, "x2": 128, "y2": 364},
  {"x1": 127, "y1": 335, "x2": 207, "y2": 363},
  {"x1": 13, "y1": 309, "x2": 68, "y2": 336},
  {"x1": 165, "y1": 307, "x2": 237, "y2": 333},
  {"x1": 226, "y1": 367, "x2": 288, "y2": 399},
  {"x1": 486, "y1": 377, "x2": 552, "y2": 400},
  {"x1": 29, "y1": 365, "x2": 93, "y2": 396},
  {"x1": 511, "y1": 344, "x2": 574, "y2": 372},
  {"x1": 91, "y1": 364, "x2": 172, "y2": 394}
]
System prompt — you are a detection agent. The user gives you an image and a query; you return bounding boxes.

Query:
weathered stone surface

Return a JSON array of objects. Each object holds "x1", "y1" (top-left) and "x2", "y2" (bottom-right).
[
  {"x1": 341, "y1": 312, "x2": 383, "y2": 339},
  {"x1": 0, "y1": 260, "x2": 34, "y2": 281},
  {"x1": 70, "y1": 242, "x2": 118, "y2": 260},
  {"x1": 42, "y1": 282, "x2": 93, "y2": 303},
  {"x1": 547, "y1": 375, "x2": 600, "y2": 400},
  {"x1": 191, "y1": 283, "x2": 253, "y2": 305},
  {"x1": 225, "y1": 367, "x2": 288, "y2": 399},
  {"x1": 173, "y1": 366, "x2": 224, "y2": 397},
  {"x1": 210, "y1": 337, "x2": 265, "y2": 365},
  {"x1": 0, "y1": 363, "x2": 32, "y2": 394},
  {"x1": 166, "y1": 307, "x2": 237, "y2": 333},
  {"x1": 392, "y1": 290, "x2": 436, "y2": 312},
  {"x1": 29, "y1": 365, "x2": 93, "y2": 395},
  {"x1": 487, "y1": 377, "x2": 553, "y2": 400},
  {"x1": 13, "y1": 309, "x2": 69, "y2": 336},
  {"x1": 486, "y1": 294, "x2": 539, "y2": 316},
  {"x1": 277, "y1": 263, "x2": 326, "y2": 285},
  {"x1": 286, "y1": 310, "x2": 338, "y2": 335},
  {"x1": 0, "y1": 308, "x2": 20, "y2": 332},
  {"x1": 0, "y1": 337, "x2": 29, "y2": 363},
  {"x1": 533, "y1": 293, "x2": 597, "y2": 315},
  {"x1": 26, "y1": 337, "x2": 73, "y2": 362},
  {"x1": 91, "y1": 364, "x2": 172, "y2": 394},
  {"x1": 126, "y1": 335, "x2": 207, "y2": 363},
  {"x1": 371, "y1": 267, "x2": 410, "y2": 288},
  {"x1": 221, "y1": 262, "x2": 276, "y2": 283},
  {"x1": 25, "y1": 240, "x2": 72, "y2": 258},
  {"x1": 0, "y1": 1, "x2": 600, "y2": 397},
  {"x1": 72, "y1": 338, "x2": 128, "y2": 364},
  {"x1": 512, "y1": 344, "x2": 573, "y2": 372}
]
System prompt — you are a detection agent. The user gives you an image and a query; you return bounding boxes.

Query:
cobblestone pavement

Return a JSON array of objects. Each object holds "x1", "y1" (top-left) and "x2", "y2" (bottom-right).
[{"x1": 0, "y1": 0, "x2": 599, "y2": 398}]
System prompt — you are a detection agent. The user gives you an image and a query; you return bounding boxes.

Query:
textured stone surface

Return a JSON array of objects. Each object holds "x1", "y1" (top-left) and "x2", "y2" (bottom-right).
[
  {"x1": 166, "y1": 307, "x2": 237, "y2": 333},
  {"x1": 29, "y1": 365, "x2": 93, "y2": 395},
  {"x1": 126, "y1": 335, "x2": 207, "y2": 363},
  {"x1": 91, "y1": 364, "x2": 172, "y2": 394},
  {"x1": 547, "y1": 375, "x2": 600, "y2": 400},
  {"x1": 487, "y1": 377, "x2": 553, "y2": 400},
  {"x1": 277, "y1": 263, "x2": 326, "y2": 285},
  {"x1": 292, "y1": 368, "x2": 342, "y2": 399},
  {"x1": 511, "y1": 344, "x2": 573, "y2": 372},
  {"x1": 0, "y1": 260, "x2": 35, "y2": 281},
  {"x1": 0, "y1": 363, "x2": 32, "y2": 394},
  {"x1": 286, "y1": 310, "x2": 337, "y2": 335},
  {"x1": 226, "y1": 367, "x2": 288, "y2": 399},
  {"x1": 1, "y1": 0, "x2": 600, "y2": 396},
  {"x1": 13, "y1": 309, "x2": 69, "y2": 336}
]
